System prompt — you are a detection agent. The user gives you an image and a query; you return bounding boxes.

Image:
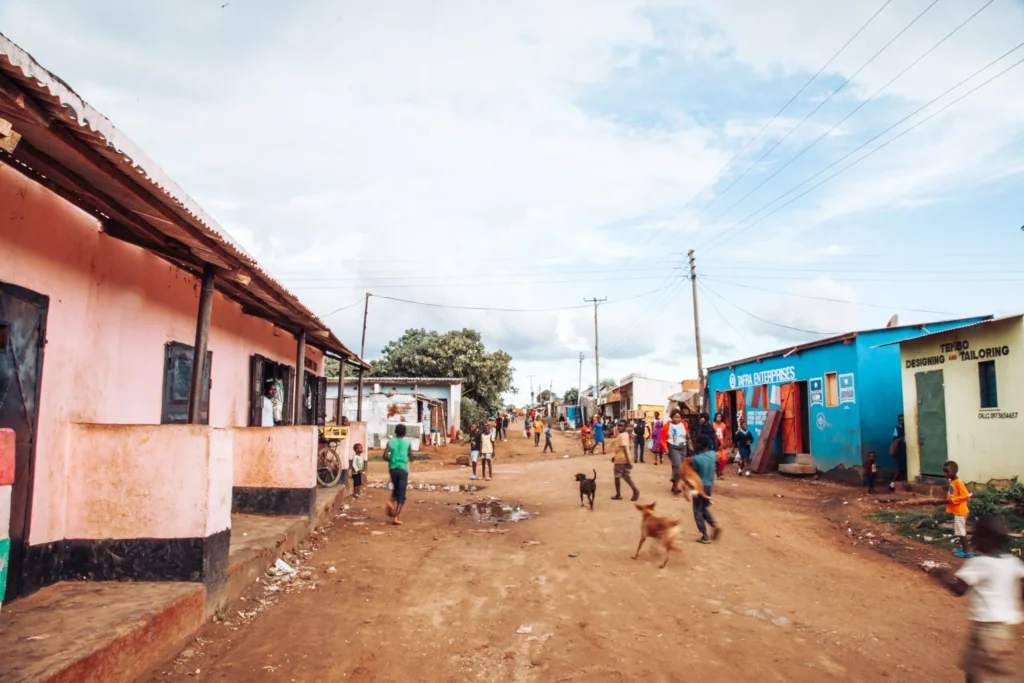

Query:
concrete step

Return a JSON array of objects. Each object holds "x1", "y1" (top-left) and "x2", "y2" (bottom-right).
[{"x1": 779, "y1": 453, "x2": 816, "y2": 476}]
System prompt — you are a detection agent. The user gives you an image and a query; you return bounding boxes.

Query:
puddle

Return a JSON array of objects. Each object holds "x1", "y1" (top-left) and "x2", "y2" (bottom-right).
[
  {"x1": 456, "y1": 500, "x2": 531, "y2": 523},
  {"x1": 366, "y1": 482, "x2": 484, "y2": 493}
]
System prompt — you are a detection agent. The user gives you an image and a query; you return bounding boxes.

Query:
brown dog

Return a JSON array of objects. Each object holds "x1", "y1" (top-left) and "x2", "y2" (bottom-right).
[
  {"x1": 678, "y1": 458, "x2": 711, "y2": 501},
  {"x1": 632, "y1": 502, "x2": 682, "y2": 568}
]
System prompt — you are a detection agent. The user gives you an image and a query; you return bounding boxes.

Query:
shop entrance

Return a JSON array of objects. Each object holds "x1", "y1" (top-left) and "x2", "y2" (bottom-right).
[{"x1": 779, "y1": 381, "x2": 811, "y2": 455}]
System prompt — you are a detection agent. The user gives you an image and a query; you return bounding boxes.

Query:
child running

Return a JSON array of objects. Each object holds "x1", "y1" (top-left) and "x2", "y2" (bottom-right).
[
  {"x1": 384, "y1": 423, "x2": 411, "y2": 526},
  {"x1": 930, "y1": 515, "x2": 1024, "y2": 682},
  {"x1": 543, "y1": 424, "x2": 554, "y2": 453},
  {"x1": 610, "y1": 420, "x2": 640, "y2": 501},
  {"x1": 945, "y1": 460, "x2": 973, "y2": 558},
  {"x1": 480, "y1": 424, "x2": 495, "y2": 481},
  {"x1": 691, "y1": 434, "x2": 720, "y2": 544}
]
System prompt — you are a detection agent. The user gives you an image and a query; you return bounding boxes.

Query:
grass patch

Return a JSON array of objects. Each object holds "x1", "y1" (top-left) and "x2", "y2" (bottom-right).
[{"x1": 868, "y1": 506, "x2": 1024, "y2": 554}]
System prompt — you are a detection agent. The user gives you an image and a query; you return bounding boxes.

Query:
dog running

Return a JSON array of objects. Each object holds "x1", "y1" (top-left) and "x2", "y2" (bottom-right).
[
  {"x1": 575, "y1": 469, "x2": 597, "y2": 510},
  {"x1": 678, "y1": 457, "x2": 711, "y2": 502},
  {"x1": 632, "y1": 502, "x2": 682, "y2": 568}
]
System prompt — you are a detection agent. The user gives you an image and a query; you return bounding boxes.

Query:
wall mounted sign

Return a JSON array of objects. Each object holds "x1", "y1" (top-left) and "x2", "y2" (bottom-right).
[
  {"x1": 908, "y1": 340, "x2": 1011, "y2": 368},
  {"x1": 729, "y1": 365, "x2": 797, "y2": 389},
  {"x1": 809, "y1": 377, "x2": 823, "y2": 406},
  {"x1": 838, "y1": 373, "x2": 856, "y2": 404},
  {"x1": 978, "y1": 412, "x2": 1018, "y2": 420}
]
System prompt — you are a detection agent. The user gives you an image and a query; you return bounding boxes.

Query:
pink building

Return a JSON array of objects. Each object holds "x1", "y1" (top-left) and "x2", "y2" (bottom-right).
[{"x1": 0, "y1": 35, "x2": 365, "y2": 606}]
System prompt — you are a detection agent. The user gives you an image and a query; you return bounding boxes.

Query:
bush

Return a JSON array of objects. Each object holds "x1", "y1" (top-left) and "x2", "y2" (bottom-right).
[
  {"x1": 461, "y1": 396, "x2": 488, "y2": 434},
  {"x1": 969, "y1": 477, "x2": 1024, "y2": 520}
]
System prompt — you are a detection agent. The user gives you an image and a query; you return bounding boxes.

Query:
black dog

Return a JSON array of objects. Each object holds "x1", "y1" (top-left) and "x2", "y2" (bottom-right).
[{"x1": 575, "y1": 469, "x2": 597, "y2": 510}]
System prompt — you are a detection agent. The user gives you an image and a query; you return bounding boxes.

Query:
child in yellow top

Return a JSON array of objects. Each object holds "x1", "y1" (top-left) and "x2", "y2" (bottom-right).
[{"x1": 944, "y1": 460, "x2": 972, "y2": 559}]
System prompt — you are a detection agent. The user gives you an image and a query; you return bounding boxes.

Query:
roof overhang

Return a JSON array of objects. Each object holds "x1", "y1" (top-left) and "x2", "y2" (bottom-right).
[{"x1": 0, "y1": 34, "x2": 367, "y2": 369}]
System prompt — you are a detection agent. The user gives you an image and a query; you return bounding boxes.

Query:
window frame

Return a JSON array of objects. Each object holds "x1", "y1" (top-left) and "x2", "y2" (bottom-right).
[
  {"x1": 978, "y1": 359, "x2": 998, "y2": 409},
  {"x1": 161, "y1": 341, "x2": 212, "y2": 425},
  {"x1": 824, "y1": 372, "x2": 839, "y2": 408}
]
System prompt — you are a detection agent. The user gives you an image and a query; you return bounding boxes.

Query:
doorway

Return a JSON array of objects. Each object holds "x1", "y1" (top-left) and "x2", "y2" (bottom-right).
[
  {"x1": 0, "y1": 282, "x2": 48, "y2": 602},
  {"x1": 915, "y1": 370, "x2": 948, "y2": 476},
  {"x1": 779, "y1": 382, "x2": 808, "y2": 455}
]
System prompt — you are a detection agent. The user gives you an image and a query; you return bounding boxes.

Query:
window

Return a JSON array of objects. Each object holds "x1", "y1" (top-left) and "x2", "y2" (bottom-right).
[
  {"x1": 249, "y1": 354, "x2": 296, "y2": 426},
  {"x1": 161, "y1": 342, "x2": 212, "y2": 424},
  {"x1": 824, "y1": 372, "x2": 839, "y2": 408},
  {"x1": 979, "y1": 360, "x2": 998, "y2": 409}
]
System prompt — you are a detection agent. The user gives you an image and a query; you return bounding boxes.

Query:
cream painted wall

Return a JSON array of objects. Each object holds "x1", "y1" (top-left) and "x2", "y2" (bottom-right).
[
  {"x1": 901, "y1": 318, "x2": 1023, "y2": 485},
  {"x1": 65, "y1": 424, "x2": 232, "y2": 540},
  {"x1": 232, "y1": 426, "x2": 317, "y2": 489},
  {"x1": 0, "y1": 161, "x2": 323, "y2": 544}
]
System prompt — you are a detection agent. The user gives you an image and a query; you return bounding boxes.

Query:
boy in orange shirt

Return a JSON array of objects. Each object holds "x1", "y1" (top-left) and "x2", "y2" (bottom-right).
[{"x1": 944, "y1": 460, "x2": 972, "y2": 559}]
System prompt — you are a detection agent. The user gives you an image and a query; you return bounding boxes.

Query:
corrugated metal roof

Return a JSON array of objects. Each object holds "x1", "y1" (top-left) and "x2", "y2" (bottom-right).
[
  {"x1": 871, "y1": 314, "x2": 1022, "y2": 348},
  {"x1": 0, "y1": 33, "x2": 367, "y2": 368},
  {"x1": 339, "y1": 377, "x2": 465, "y2": 385},
  {"x1": 706, "y1": 316, "x2": 991, "y2": 373}
]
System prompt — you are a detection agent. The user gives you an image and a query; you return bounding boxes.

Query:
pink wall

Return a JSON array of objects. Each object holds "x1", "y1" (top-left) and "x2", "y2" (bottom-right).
[
  {"x1": 0, "y1": 163, "x2": 327, "y2": 544},
  {"x1": 65, "y1": 424, "x2": 231, "y2": 540},
  {"x1": 232, "y1": 426, "x2": 317, "y2": 490}
]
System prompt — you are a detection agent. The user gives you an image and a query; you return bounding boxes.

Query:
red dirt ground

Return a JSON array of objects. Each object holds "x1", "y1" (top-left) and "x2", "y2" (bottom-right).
[{"x1": 149, "y1": 425, "x2": 1024, "y2": 682}]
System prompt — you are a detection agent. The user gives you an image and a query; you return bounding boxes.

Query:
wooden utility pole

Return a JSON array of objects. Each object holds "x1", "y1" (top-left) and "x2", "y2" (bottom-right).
[
  {"x1": 187, "y1": 265, "x2": 215, "y2": 425},
  {"x1": 577, "y1": 352, "x2": 584, "y2": 408},
  {"x1": 584, "y1": 297, "x2": 607, "y2": 408},
  {"x1": 335, "y1": 357, "x2": 346, "y2": 424},
  {"x1": 688, "y1": 250, "x2": 705, "y2": 409},
  {"x1": 294, "y1": 331, "x2": 306, "y2": 426},
  {"x1": 357, "y1": 292, "x2": 370, "y2": 421},
  {"x1": 529, "y1": 375, "x2": 535, "y2": 408}
]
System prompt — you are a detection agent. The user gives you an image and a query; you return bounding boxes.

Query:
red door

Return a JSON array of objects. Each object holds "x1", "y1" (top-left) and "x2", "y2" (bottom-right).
[{"x1": 779, "y1": 383, "x2": 803, "y2": 455}]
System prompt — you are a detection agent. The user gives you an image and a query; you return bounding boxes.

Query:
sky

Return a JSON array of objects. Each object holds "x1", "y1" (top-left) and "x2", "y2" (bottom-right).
[{"x1": 2, "y1": 0, "x2": 1023, "y2": 405}]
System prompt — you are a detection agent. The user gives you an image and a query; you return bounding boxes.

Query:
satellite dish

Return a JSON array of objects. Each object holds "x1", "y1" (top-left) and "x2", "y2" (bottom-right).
[{"x1": 886, "y1": 314, "x2": 899, "y2": 328}]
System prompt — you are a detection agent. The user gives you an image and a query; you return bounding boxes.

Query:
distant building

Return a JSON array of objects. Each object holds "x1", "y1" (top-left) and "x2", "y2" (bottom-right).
[
  {"x1": 878, "y1": 314, "x2": 1022, "y2": 486},
  {"x1": 706, "y1": 316, "x2": 990, "y2": 482},
  {"x1": 327, "y1": 377, "x2": 463, "y2": 438}
]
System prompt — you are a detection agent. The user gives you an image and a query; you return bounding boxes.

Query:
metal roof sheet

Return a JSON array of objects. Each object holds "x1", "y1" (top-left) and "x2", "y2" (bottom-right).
[
  {"x1": 339, "y1": 377, "x2": 465, "y2": 385},
  {"x1": 706, "y1": 316, "x2": 991, "y2": 373},
  {"x1": 871, "y1": 314, "x2": 1022, "y2": 348},
  {"x1": 0, "y1": 33, "x2": 367, "y2": 368}
]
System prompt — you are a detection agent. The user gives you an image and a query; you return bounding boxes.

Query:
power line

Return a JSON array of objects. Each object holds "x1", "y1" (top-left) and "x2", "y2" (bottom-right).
[
  {"x1": 703, "y1": 41, "x2": 1024, "y2": 252},
  {"x1": 696, "y1": 280, "x2": 751, "y2": 348},
  {"x1": 697, "y1": 0, "x2": 934, "y2": 219},
  {"x1": 700, "y1": 285, "x2": 843, "y2": 336},
  {"x1": 602, "y1": 279, "x2": 687, "y2": 357},
  {"x1": 367, "y1": 282, "x2": 677, "y2": 313},
  {"x1": 639, "y1": 0, "x2": 893, "y2": 248},
  {"x1": 281, "y1": 265, "x2": 681, "y2": 283},
  {"x1": 698, "y1": 0, "x2": 994, "y2": 233},
  {"x1": 699, "y1": 266, "x2": 1024, "y2": 275},
  {"x1": 699, "y1": 275, "x2": 965, "y2": 315},
  {"x1": 291, "y1": 273, "x2": 675, "y2": 290},
  {"x1": 322, "y1": 300, "x2": 363, "y2": 318}
]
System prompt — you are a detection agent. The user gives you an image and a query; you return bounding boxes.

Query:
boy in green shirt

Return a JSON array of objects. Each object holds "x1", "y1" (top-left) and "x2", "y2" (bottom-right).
[{"x1": 384, "y1": 423, "x2": 411, "y2": 526}]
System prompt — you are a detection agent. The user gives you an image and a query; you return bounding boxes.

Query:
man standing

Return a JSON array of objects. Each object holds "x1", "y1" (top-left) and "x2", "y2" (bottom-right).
[
  {"x1": 261, "y1": 381, "x2": 279, "y2": 427},
  {"x1": 891, "y1": 414, "x2": 907, "y2": 491},
  {"x1": 633, "y1": 417, "x2": 647, "y2": 464},
  {"x1": 480, "y1": 424, "x2": 495, "y2": 481}
]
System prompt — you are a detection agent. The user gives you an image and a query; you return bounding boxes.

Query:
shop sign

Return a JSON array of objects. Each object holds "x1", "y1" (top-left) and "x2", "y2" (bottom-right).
[
  {"x1": 839, "y1": 373, "x2": 855, "y2": 404},
  {"x1": 729, "y1": 365, "x2": 796, "y2": 389},
  {"x1": 809, "y1": 378, "x2": 823, "y2": 406},
  {"x1": 908, "y1": 339, "x2": 1012, "y2": 368},
  {"x1": 979, "y1": 412, "x2": 1018, "y2": 420}
]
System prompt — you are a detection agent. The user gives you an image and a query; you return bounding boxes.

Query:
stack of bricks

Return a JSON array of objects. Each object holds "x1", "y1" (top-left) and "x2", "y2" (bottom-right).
[{"x1": 0, "y1": 428, "x2": 13, "y2": 611}]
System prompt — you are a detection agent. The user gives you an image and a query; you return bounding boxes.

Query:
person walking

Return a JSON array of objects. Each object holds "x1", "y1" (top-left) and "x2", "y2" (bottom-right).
[
  {"x1": 384, "y1": 423, "x2": 412, "y2": 526},
  {"x1": 502, "y1": 414, "x2": 510, "y2": 441},
  {"x1": 734, "y1": 419, "x2": 754, "y2": 477},
  {"x1": 469, "y1": 425, "x2": 481, "y2": 480},
  {"x1": 650, "y1": 411, "x2": 665, "y2": 465},
  {"x1": 543, "y1": 424, "x2": 554, "y2": 453},
  {"x1": 633, "y1": 416, "x2": 648, "y2": 464},
  {"x1": 712, "y1": 412, "x2": 729, "y2": 478},
  {"x1": 533, "y1": 416, "x2": 543, "y2": 447},
  {"x1": 661, "y1": 409, "x2": 689, "y2": 495},
  {"x1": 593, "y1": 417, "x2": 606, "y2": 454},
  {"x1": 610, "y1": 420, "x2": 640, "y2": 501},
  {"x1": 691, "y1": 435, "x2": 720, "y2": 543},
  {"x1": 890, "y1": 414, "x2": 908, "y2": 491}
]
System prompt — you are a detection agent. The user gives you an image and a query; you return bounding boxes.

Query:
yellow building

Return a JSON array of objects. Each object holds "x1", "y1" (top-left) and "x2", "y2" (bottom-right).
[{"x1": 883, "y1": 315, "x2": 1022, "y2": 486}]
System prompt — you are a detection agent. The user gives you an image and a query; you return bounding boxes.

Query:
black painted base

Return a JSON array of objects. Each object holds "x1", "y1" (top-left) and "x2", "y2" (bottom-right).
[
  {"x1": 16, "y1": 528, "x2": 230, "y2": 600},
  {"x1": 232, "y1": 486, "x2": 316, "y2": 516}
]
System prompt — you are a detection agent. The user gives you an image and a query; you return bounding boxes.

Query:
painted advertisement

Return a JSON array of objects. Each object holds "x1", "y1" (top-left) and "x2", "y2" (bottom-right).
[
  {"x1": 729, "y1": 365, "x2": 796, "y2": 389},
  {"x1": 809, "y1": 378, "x2": 823, "y2": 406},
  {"x1": 839, "y1": 373, "x2": 856, "y2": 404}
]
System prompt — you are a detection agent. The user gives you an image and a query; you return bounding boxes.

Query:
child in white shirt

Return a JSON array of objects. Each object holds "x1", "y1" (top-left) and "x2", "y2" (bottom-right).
[{"x1": 931, "y1": 515, "x2": 1024, "y2": 682}]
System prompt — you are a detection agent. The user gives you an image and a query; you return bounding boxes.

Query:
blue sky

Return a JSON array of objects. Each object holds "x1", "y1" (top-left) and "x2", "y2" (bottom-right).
[{"x1": 2, "y1": 0, "x2": 1022, "y2": 402}]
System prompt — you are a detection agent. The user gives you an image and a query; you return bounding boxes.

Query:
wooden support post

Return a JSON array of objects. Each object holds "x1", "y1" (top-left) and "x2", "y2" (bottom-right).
[
  {"x1": 335, "y1": 358, "x2": 346, "y2": 423},
  {"x1": 187, "y1": 265, "x2": 215, "y2": 424},
  {"x1": 294, "y1": 331, "x2": 306, "y2": 426},
  {"x1": 357, "y1": 293, "x2": 370, "y2": 421}
]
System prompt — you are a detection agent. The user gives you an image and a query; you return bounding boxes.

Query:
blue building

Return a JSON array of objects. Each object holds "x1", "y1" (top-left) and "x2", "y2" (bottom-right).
[{"x1": 706, "y1": 316, "x2": 989, "y2": 482}]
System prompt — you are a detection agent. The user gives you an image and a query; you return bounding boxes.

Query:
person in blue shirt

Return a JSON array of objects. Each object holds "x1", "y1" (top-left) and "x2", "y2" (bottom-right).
[
  {"x1": 593, "y1": 418, "x2": 606, "y2": 454},
  {"x1": 690, "y1": 434, "x2": 720, "y2": 544}
]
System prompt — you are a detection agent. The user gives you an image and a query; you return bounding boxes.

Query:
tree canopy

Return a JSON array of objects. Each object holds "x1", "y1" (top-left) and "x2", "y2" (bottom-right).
[
  {"x1": 369, "y1": 329, "x2": 515, "y2": 424},
  {"x1": 563, "y1": 388, "x2": 579, "y2": 403},
  {"x1": 600, "y1": 378, "x2": 618, "y2": 389},
  {"x1": 537, "y1": 389, "x2": 553, "y2": 403}
]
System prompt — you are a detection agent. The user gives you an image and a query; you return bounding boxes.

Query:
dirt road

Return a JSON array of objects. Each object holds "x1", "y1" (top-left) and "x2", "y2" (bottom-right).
[{"x1": 151, "y1": 425, "x2": 1018, "y2": 682}]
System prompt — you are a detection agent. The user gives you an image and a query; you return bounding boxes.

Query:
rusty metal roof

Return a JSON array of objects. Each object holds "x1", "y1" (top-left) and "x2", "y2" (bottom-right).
[
  {"x1": 871, "y1": 314, "x2": 1020, "y2": 348},
  {"x1": 0, "y1": 33, "x2": 367, "y2": 368}
]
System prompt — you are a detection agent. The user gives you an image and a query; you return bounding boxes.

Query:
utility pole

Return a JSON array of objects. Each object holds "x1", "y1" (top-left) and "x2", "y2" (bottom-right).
[
  {"x1": 356, "y1": 292, "x2": 370, "y2": 421},
  {"x1": 688, "y1": 250, "x2": 705, "y2": 410},
  {"x1": 577, "y1": 352, "x2": 584, "y2": 409},
  {"x1": 529, "y1": 375, "x2": 535, "y2": 408},
  {"x1": 584, "y1": 297, "x2": 607, "y2": 411}
]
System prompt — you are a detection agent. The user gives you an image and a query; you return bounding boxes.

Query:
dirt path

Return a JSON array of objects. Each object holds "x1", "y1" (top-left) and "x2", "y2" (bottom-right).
[{"x1": 150, "y1": 426, "x2": 1018, "y2": 682}]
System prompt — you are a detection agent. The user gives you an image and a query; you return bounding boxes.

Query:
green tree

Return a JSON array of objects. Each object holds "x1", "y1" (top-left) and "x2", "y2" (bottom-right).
[
  {"x1": 538, "y1": 389, "x2": 553, "y2": 402},
  {"x1": 600, "y1": 378, "x2": 618, "y2": 389},
  {"x1": 563, "y1": 388, "x2": 579, "y2": 403},
  {"x1": 324, "y1": 357, "x2": 361, "y2": 379},
  {"x1": 370, "y1": 328, "x2": 515, "y2": 429}
]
